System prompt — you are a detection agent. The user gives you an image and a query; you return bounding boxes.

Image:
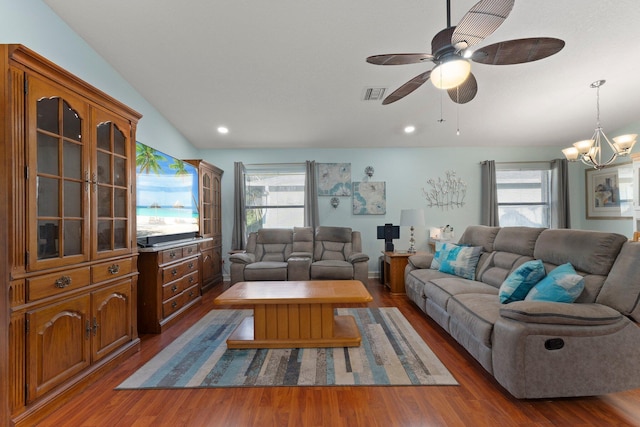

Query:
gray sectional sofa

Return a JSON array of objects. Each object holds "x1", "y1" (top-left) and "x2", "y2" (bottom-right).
[
  {"x1": 405, "y1": 225, "x2": 640, "y2": 399},
  {"x1": 230, "y1": 226, "x2": 369, "y2": 285}
]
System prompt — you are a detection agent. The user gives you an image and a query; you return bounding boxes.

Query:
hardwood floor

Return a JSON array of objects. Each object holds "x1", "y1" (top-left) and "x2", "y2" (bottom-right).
[{"x1": 35, "y1": 279, "x2": 640, "y2": 427}]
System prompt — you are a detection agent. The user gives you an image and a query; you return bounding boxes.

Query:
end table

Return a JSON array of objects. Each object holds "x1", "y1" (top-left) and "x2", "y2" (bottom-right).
[{"x1": 381, "y1": 251, "x2": 425, "y2": 295}]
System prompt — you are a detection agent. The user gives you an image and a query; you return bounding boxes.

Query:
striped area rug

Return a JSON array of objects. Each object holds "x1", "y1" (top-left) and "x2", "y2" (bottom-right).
[{"x1": 117, "y1": 307, "x2": 457, "y2": 388}]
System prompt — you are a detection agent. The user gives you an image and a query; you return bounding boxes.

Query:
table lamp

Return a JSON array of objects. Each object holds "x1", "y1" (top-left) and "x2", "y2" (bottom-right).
[{"x1": 400, "y1": 209, "x2": 425, "y2": 253}]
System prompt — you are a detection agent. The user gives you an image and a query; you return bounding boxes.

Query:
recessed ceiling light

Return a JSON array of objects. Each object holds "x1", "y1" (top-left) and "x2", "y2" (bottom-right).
[
  {"x1": 404, "y1": 125, "x2": 416, "y2": 134},
  {"x1": 217, "y1": 126, "x2": 229, "y2": 134}
]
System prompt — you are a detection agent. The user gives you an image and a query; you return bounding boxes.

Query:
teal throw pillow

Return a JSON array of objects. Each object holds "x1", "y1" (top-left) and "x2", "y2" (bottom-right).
[
  {"x1": 499, "y1": 259, "x2": 546, "y2": 304},
  {"x1": 525, "y1": 263, "x2": 585, "y2": 303},
  {"x1": 430, "y1": 241, "x2": 450, "y2": 270},
  {"x1": 437, "y1": 244, "x2": 483, "y2": 280}
]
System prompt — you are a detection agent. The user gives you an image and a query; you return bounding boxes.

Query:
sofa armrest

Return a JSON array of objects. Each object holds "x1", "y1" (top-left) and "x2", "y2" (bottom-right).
[
  {"x1": 229, "y1": 253, "x2": 255, "y2": 265},
  {"x1": 500, "y1": 301, "x2": 623, "y2": 326},
  {"x1": 348, "y1": 252, "x2": 369, "y2": 264},
  {"x1": 407, "y1": 254, "x2": 433, "y2": 270}
]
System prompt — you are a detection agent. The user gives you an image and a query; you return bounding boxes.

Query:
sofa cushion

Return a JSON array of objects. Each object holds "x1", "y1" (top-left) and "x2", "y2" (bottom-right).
[
  {"x1": 525, "y1": 263, "x2": 584, "y2": 303},
  {"x1": 438, "y1": 244, "x2": 483, "y2": 280},
  {"x1": 493, "y1": 227, "x2": 545, "y2": 257},
  {"x1": 244, "y1": 261, "x2": 288, "y2": 281},
  {"x1": 477, "y1": 252, "x2": 535, "y2": 288},
  {"x1": 500, "y1": 301, "x2": 623, "y2": 326},
  {"x1": 310, "y1": 260, "x2": 353, "y2": 279},
  {"x1": 499, "y1": 259, "x2": 546, "y2": 304},
  {"x1": 597, "y1": 241, "x2": 640, "y2": 321},
  {"x1": 458, "y1": 225, "x2": 500, "y2": 253},
  {"x1": 448, "y1": 293, "x2": 502, "y2": 348},
  {"x1": 426, "y1": 277, "x2": 499, "y2": 311},
  {"x1": 533, "y1": 229, "x2": 627, "y2": 276}
]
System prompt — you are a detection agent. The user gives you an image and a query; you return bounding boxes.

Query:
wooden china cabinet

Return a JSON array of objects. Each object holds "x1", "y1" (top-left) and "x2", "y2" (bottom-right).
[
  {"x1": 185, "y1": 159, "x2": 224, "y2": 291},
  {"x1": 0, "y1": 45, "x2": 142, "y2": 426}
]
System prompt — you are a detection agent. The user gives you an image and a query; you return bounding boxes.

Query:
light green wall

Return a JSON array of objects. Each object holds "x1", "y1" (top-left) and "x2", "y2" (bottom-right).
[
  {"x1": 2, "y1": 0, "x2": 638, "y2": 276},
  {"x1": 199, "y1": 145, "x2": 638, "y2": 275}
]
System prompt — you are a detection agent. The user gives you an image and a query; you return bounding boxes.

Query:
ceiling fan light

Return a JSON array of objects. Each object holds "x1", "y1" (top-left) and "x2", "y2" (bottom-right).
[
  {"x1": 562, "y1": 147, "x2": 579, "y2": 161},
  {"x1": 431, "y1": 58, "x2": 471, "y2": 90},
  {"x1": 572, "y1": 139, "x2": 595, "y2": 154}
]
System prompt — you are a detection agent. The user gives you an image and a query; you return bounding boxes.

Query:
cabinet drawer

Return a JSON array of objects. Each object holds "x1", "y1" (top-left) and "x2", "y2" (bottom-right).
[
  {"x1": 162, "y1": 280, "x2": 183, "y2": 301},
  {"x1": 92, "y1": 258, "x2": 133, "y2": 283},
  {"x1": 163, "y1": 293, "x2": 185, "y2": 318},
  {"x1": 28, "y1": 267, "x2": 91, "y2": 301},
  {"x1": 162, "y1": 263, "x2": 184, "y2": 284},
  {"x1": 183, "y1": 283, "x2": 200, "y2": 304},
  {"x1": 183, "y1": 270, "x2": 198, "y2": 289},
  {"x1": 161, "y1": 248, "x2": 183, "y2": 264},
  {"x1": 182, "y1": 244, "x2": 198, "y2": 258}
]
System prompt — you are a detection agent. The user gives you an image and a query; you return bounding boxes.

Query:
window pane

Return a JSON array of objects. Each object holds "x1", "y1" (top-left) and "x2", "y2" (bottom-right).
[
  {"x1": 244, "y1": 166, "x2": 306, "y2": 231},
  {"x1": 496, "y1": 167, "x2": 551, "y2": 228},
  {"x1": 499, "y1": 205, "x2": 549, "y2": 228}
]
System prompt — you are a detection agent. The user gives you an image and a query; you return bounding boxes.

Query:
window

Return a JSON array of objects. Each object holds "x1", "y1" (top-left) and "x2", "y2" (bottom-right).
[
  {"x1": 496, "y1": 162, "x2": 552, "y2": 228},
  {"x1": 244, "y1": 164, "x2": 306, "y2": 233}
]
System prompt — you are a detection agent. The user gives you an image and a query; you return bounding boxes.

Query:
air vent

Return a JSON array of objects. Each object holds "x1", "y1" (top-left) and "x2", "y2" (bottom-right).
[{"x1": 361, "y1": 87, "x2": 387, "y2": 101}]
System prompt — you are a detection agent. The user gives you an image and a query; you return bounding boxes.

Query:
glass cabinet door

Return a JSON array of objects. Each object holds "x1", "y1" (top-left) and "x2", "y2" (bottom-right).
[
  {"x1": 28, "y1": 76, "x2": 90, "y2": 270},
  {"x1": 92, "y1": 109, "x2": 132, "y2": 259}
]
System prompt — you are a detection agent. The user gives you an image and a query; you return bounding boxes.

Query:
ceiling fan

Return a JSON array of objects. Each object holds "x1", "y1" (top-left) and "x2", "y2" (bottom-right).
[{"x1": 366, "y1": 0, "x2": 565, "y2": 105}]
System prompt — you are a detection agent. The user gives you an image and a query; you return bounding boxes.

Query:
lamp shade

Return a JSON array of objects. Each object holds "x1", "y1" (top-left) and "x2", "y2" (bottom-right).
[
  {"x1": 431, "y1": 58, "x2": 471, "y2": 89},
  {"x1": 400, "y1": 209, "x2": 425, "y2": 227}
]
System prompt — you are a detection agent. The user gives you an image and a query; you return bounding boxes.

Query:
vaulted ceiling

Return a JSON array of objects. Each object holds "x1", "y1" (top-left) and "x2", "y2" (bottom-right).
[{"x1": 44, "y1": 0, "x2": 640, "y2": 151}]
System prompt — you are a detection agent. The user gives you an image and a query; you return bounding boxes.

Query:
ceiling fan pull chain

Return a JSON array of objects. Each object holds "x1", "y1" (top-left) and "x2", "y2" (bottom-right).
[{"x1": 456, "y1": 87, "x2": 461, "y2": 135}]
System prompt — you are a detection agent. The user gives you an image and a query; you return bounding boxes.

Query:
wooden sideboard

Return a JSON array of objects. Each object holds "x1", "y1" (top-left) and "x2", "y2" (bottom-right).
[{"x1": 137, "y1": 240, "x2": 205, "y2": 334}]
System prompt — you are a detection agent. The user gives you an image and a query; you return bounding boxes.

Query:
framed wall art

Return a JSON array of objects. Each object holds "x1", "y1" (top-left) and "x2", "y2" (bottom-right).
[
  {"x1": 353, "y1": 181, "x2": 386, "y2": 215},
  {"x1": 585, "y1": 162, "x2": 633, "y2": 219},
  {"x1": 317, "y1": 163, "x2": 351, "y2": 196}
]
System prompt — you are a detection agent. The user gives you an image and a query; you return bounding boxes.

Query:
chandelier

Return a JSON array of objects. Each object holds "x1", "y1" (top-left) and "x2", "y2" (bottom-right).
[{"x1": 562, "y1": 80, "x2": 637, "y2": 169}]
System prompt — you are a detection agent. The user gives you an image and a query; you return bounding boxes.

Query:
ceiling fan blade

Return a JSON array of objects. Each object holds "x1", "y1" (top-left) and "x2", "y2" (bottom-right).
[
  {"x1": 382, "y1": 70, "x2": 432, "y2": 105},
  {"x1": 366, "y1": 53, "x2": 433, "y2": 65},
  {"x1": 471, "y1": 37, "x2": 565, "y2": 65},
  {"x1": 447, "y1": 73, "x2": 478, "y2": 104},
  {"x1": 452, "y1": 0, "x2": 515, "y2": 49}
]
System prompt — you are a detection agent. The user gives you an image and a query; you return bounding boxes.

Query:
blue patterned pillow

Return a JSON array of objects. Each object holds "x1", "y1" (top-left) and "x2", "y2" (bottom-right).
[
  {"x1": 430, "y1": 241, "x2": 449, "y2": 270},
  {"x1": 525, "y1": 263, "x2": 585, "y2": 303},
  {"x1": 499, "y1": 260, "x2": 546, "y2": 304},
  {"x1": 437, "y1": 244, "x2": 483, "y2": 280}
]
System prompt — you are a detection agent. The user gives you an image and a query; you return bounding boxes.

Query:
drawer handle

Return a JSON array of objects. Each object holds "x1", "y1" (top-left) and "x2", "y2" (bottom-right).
[
  {"x1": 169, "y1": 251, "x2": 177, "y2": 259},
  {"x1": 189, "y1": 276, "x2": 194, "y2": 283},
  {"x1": 108, "y1": 264, "x2": 120, "y2": 275},
  {"x1": 54, "y1": 275, "x2": 72, "y2": 288},
  {"x1": 188, "y1": 262, "x2": 194, "y2": 269},
  {"x1": 187, "y1": 247, "x2": 194, "y2": 254},
  {"x1": 171, "y1": 268, "x2": 178, "y2": 276},
  {"x1": 171, "y1": 285, "x2": 178, "y2": 293},
  {"x1": 189, "y1": 291, "x2": 194, "y2": 297},
  {"x1": 171, "y1": 301, "x2": 178, "y2": 308}
]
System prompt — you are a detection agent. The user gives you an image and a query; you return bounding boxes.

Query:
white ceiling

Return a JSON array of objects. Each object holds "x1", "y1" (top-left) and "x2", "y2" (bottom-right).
[{"x1": 43, "y1": 0, "x2": 640, "y2": 151}]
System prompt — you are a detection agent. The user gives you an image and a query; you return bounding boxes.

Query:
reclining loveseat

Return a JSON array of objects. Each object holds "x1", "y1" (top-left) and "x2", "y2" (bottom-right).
[
  {"x1": 405, "y1": 225, "x2": 640, "y2": 399},
  {"x1": 230, "y1": 226, "x2": 369, "y2": 285}
]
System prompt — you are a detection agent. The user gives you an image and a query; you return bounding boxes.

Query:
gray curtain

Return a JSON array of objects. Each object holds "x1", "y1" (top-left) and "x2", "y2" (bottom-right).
[
  {"x1": 480, "y1": 160, "x2": 499, "y2": 226},
  {"x1": 551, "y1": 158, "x2": 571, "y2": 228},
  {"x1": 231, "y1": 161, "x2": 246, "y2": 250},
  {"x1": 304, "y1": 160, "x2": 319, "y2": 230}
]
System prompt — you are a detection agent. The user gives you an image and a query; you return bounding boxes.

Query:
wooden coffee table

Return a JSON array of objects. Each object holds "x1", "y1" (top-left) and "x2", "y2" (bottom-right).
[{"x1": 213, "y1": 280, "x2": 373, "y2": 349}]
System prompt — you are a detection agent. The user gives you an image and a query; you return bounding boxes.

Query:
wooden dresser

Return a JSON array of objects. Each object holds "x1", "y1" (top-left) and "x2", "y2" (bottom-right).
[{"x1": 137, "y1": 241, "x2": 204, "y2": 333}]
